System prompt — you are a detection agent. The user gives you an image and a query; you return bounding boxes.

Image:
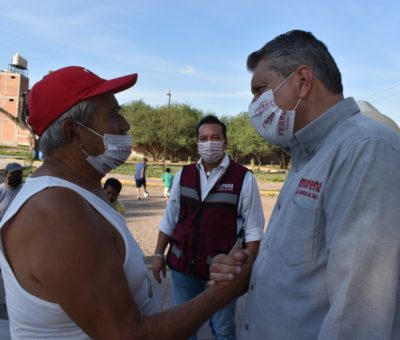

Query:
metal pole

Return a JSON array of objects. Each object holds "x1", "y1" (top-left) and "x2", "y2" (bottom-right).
[{"x1": 163, "y1": 91, "x2": 171, "y2": 172}]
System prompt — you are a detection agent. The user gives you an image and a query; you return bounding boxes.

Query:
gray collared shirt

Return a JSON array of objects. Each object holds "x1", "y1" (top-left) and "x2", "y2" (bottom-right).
[{"x1": 242, "y1": 97, "x2": 400, "y2": 339}]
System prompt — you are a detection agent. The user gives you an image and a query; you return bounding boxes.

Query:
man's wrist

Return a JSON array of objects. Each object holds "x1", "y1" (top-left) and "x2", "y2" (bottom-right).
[{"x1": 153, "y1": 253, "x2": 165, "y2": 260}]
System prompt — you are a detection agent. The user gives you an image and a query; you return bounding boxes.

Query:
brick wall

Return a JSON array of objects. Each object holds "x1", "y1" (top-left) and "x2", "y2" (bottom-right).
[{"x1": 0, "y1": 71, "x2": 30, "y2": 146}]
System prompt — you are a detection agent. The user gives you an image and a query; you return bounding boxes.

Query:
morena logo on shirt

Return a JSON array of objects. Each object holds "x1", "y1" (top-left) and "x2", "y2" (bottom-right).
[{"x1": 296, "y1": 177, "x2": 323, "y2": 200}]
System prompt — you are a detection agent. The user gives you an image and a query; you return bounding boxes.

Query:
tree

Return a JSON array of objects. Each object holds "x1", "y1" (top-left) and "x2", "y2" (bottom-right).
[
  {"x1": 121, "y1": 100, "x2": 203, "y2": 161},
  {"x1": 226, "y1": 112, "x2": 274, "y2": 164},
  {"x1": 122, "y1": 100, "x2": 165, "y2": 161},
  {"x1": 160, "y1": 103, "x2": 203, "y2": 161},
  {"x1": 121, "y1": 100, "x2": 290, "y2": 166},
  {"x1": 271, "y1": 146, "x2": 291, "y2": 169}
]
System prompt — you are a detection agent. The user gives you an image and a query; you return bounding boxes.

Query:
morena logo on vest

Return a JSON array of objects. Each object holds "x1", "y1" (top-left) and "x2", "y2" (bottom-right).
[{"x1": 216, "y1": 183, "x2": 234, "y2": 192}]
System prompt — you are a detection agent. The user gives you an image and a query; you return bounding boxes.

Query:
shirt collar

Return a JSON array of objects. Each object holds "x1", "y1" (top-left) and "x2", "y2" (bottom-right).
[
  {"x1": 196, "y1": 154, "x2": 229, "y2": 172},
  {"x1": 290, "y1": 97, "x2": 360, "y2": 152}
]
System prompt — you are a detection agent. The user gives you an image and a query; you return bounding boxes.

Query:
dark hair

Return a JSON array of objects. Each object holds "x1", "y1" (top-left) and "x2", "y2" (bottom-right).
[
  {"x1": 104, "y1": 177, "x2": 122, "y2": 193},
  {"x1": 247, "y1": 30, "x2": 343, "y2": 94},
  {"x1": 143, "y1": 157, "x2": 148, "y2": 162},
  {"x1": 165, "y1": 168, "x2": 171, "y2": 173},
  {"x1": 196, "y1": 115, "x2": 227, "y2": 139}
]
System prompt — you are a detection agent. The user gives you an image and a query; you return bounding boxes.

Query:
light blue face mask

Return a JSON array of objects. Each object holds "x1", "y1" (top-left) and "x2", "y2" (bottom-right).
[{"x1": 76, "y1": 121, "x2": 132, "y2": 175}]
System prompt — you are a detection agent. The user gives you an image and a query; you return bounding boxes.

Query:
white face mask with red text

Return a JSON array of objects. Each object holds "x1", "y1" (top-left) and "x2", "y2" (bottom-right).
[{"x1": 248, "y1": 72, "x2": 300, "y2": 147}]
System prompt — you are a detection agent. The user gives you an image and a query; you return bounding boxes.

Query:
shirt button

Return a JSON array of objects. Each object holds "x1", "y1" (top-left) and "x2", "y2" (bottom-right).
[
  {"x1": 277, "y1": 202, "x2": 281, "y2": 209},
  {"x1": 265, "y1": 244, "x2": 269, "y2": 250},
  {"x1": 245, "y1": 324, "x2": 249, "y2": 330},
  {"x1": 250, "y1": 284, "x2": 254, "y2": 290}
]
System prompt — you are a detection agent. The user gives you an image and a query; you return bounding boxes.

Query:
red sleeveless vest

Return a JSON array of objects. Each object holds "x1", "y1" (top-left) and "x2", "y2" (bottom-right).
[{"x1": 166, "y1": 159, "x2": 248, "y2": 280}]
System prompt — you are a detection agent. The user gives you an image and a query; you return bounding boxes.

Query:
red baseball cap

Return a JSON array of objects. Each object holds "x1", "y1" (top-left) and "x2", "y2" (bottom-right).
[{"x1": 27, "y1": 66, "x2": 138, "y2": 136}]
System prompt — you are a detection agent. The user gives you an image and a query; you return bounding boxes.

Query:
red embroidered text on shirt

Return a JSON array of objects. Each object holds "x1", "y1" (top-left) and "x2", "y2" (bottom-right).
[{"x1": 296, "y1": 178, "x2": 323, "y2": 200}]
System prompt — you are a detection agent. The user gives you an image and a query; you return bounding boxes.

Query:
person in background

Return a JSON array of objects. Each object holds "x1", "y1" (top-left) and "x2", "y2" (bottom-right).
[
  {"x1": 0, "y1": 66, "x2": 251, "y2": 339},
  {"x1": 161, "y1": 167, "x2": 174, "y2": 200},
  {"x1": 104, "y1": 177, "x2": 126, "y2": 215},
  {"x1": 209, "y1": 30, "x2": 400, "y2": 339},
  {"x1": 152, "y1": 115, "x2": 265, "y2": 340},
  {"x1": 0, "y1": 163, "x2": 24, "y2": 221},
  {"x1": 0, "y1": 162, "x2": 24, "y2": 320},
  {"x1": 134, "y1": 157, "x2": 149, "y2": 199}
]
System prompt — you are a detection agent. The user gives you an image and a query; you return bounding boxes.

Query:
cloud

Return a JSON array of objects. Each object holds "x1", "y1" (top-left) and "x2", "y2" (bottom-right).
[{"x1": 179, "y1": 66, "x2": 196, "y2": 74}]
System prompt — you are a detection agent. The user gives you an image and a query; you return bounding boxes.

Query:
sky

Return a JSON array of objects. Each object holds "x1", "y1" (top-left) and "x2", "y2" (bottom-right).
[{"x1": 1, "y1": 0, "x2": 399, "y2": 124}]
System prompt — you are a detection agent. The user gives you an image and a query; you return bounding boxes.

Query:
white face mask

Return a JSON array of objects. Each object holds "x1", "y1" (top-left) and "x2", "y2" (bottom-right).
[
  {"x1": 76, "y1": 121, "x2": 132, "y2": 175},
  {"x1": 198, "y1": 140, "x2": 225, "y2": 164},
  {"x1": 248, "y1": 72, "x2": 301, "y2": 147}
]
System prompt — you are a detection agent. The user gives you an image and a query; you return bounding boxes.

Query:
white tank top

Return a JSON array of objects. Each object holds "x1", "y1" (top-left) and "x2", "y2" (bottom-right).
[{"x1": 0, "y1": 176, "x2": 159, "y2": 339}]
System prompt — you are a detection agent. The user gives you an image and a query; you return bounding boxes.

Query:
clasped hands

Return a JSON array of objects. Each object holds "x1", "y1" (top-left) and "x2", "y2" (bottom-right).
[{"x1": 208, "y1": 244, "x2": 255, "y2": 289}]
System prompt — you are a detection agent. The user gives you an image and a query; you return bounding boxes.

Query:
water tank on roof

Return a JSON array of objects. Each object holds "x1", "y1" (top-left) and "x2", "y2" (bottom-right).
[{"x1": 11, "y1": 53, "x2": 28, "y2": 70}]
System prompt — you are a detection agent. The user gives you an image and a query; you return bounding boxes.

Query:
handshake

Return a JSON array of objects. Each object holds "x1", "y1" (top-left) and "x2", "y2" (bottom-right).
[{"x1": 207, "y1": 244, "x2": 256, "y2": 294}]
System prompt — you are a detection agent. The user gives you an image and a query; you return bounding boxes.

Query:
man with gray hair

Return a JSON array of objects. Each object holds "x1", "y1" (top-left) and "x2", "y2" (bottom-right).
[
  {"x1": 0, "y1": 66, "x2": 250, "y2": 339},
  {"x1": 210, "y1": 30, "x2": 400, "y2": 339}
]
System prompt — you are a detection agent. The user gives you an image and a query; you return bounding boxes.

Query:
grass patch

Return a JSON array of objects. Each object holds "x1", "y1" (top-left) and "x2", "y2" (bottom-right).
[
  {"x1": 113, "y1": 162, "x2": 288, "y2": 182},
  {"x1": 111, "y1": 162, "x2": 185, "y2": 178},
  {"x1": 0, "y1": 146, "x2": 288, "y2": 183},
  {"x1": 0, "y1": 145, "x2": 31, "y2": 158},
  {"x1": 253, "y1": 171, "x2": 287, "y2": 182}
]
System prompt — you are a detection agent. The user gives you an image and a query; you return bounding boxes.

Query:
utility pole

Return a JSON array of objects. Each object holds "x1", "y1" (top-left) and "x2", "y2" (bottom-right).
[{"x1": 163, "y1": 91, "x2": 171, "y2": 172}]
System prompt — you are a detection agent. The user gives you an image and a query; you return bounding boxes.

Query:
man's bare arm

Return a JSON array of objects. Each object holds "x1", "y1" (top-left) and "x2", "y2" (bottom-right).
[{"x1": 2, "y1": 188, "x2": 250, "y2": 339}]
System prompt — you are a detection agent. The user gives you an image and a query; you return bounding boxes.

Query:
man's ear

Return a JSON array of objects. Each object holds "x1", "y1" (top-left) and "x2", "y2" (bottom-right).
[
  {"x1": 295, "y1": 65, "x2": 314, "y2": 99},
  {"x1": 61, "y1": 119, "x2": 82, "y2": 148}
]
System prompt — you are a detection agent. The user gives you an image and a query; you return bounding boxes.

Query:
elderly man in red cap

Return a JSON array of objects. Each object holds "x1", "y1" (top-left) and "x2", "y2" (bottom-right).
[{"x1": 0, "y1": 66, "x2": 250, "y2": 339}]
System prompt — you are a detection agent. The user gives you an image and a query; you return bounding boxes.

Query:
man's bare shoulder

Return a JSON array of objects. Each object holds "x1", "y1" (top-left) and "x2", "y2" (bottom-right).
[{"x1": 10, "y1": 186, "x2": 108, "y2": 234}]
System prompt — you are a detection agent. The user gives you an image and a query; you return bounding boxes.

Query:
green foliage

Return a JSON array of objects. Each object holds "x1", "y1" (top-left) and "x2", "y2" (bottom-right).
[
  {"x1": 253, "y1": 171, "x2": 287, "y2": 182},
  {"x1": 0, "y1": 144, "x2": 287, "y2": 182},
  {"x1": 122, "y1": 100, "x2": 165, "y2": 161},
  {"x1": 121, "y1": 100, "x2": 287, "y2": 166},
  {"x1": 111, "y1": 162, "x2": 287, "y2": 182},
  {"x1": 121, "y1": 101, "x2": 204, "y2": 161},
  {"x1": 111, "y1": 162, "x2": 184, "y2": 178},
  {"x1": 226, "y1": 112, "x2": 274, "y2": 164},
  {"x1": 0, "y1": 145, "x2": 31, "y2": 158},
  {"x1": 161, "y1": 103, "x2": 203, "y2": 161}
]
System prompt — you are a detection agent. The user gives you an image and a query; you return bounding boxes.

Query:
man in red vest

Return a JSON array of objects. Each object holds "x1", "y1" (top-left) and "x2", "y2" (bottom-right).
[{"x1": 152, "y1": 115, "x2": 265, "y2": 340}]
